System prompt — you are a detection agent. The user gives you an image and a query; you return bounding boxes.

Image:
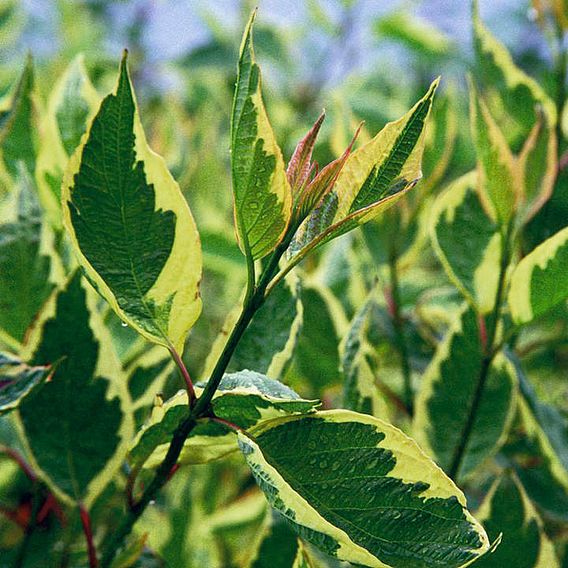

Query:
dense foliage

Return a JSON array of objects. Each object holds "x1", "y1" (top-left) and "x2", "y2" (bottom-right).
[{"x1": 0, "y1": 1, "x2": 567, "y2": 567}]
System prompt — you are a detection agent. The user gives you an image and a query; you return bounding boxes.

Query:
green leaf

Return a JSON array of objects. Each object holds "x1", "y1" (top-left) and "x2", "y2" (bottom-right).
[
  {"x1": 130, "y1": 370, "x2": 319, "y2": 468},
  {"x1": 18, "y1": 271, "x2": 133, "y2": 506},
  {"x1": 231, "y1": 11, "x2": 292, "y2": 260},
  {"x1": 502, "y1": 355, "x2": 568, "y2": 521},
  {"x1": 474, "y1": 472, "x2": 559, "y2": 567},
  {"x1": 472, "y1": 1, "x2": 556, "y2": 149},
  {"x1": 138, "y1": 466, "x2": 224, "y2": 567},
  {"x1": 209, "y1": 491, "x2": 268, "y2": 567},
  {"x1": 508, "y1": 226, "x2": 568, "y2": 325},
  {"x1": 469, "y1": 79, "x2": 519, "y2": 224},
  {"x1": 0, "y1": 352, "x2": 54, "y2": 415},
  {"x1": 0, "y1": 56, "x2": 37, "y2": 186},
  {"x1": 431, "y1": 172, "x2": 502, "y2": 314},
  {"x1": 292, "y1": 284, "x2": 341, "y2": 394},
  {"x1": 413, "y1": 305, "x2": 517, "y2": 480},
  {"x1": 471, "y1": 4, "x2": 558, "y2": 223},
  {"x1": 203, "y1": 274, "x2": 302, "y2": 380},
  {"x1": 239, "y1": 410, "x2": 489, "y2": 568},
  {"x1": 421, "y1": 90, "x2": 458, "y2": 195},
  {"x1": 125, "y1": 346, "x2": 174, "y2": 428},
  {"x1": 341, "y1": 298, "x2": 388, "y2": 418},
  {"x1": 283, "y1": 78, "x2": 438, "y2": 277},
  {"x1": 62, "y1": 53, "x2": 202, "y2": 352},
  {"x1": 375, "y1": 11, "x2": 453, "y2": 57},
  {"x1": 53, "y1": 54, "x2": 100, "y2": 156},
  {"x1": 36, "y1": 55, "x2": 100, "y2": 228},
  {"x1": 517, "y1": 108, "x2": 558, "y2": 223},
  {"x1": 0, "y1": 168, "x2": 60, "y2": 345},
  {"x1": 250, "y1": 510, "x2": 315, "y2": 568}
]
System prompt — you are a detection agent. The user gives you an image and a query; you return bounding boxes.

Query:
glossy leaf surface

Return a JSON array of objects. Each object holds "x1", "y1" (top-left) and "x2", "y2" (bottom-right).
[
  {"x1": 63, "y1": 54, "x2": 202, "y2": 352},
  {"x1": 231, "y1": 11, "x2": 291, "y2": 260},
  {"x1": 130, "y1": 370, "x2": 319, "y2": 468},
  {"x1": 239, "y1": 410, "x2": 489, "y2": 567}
]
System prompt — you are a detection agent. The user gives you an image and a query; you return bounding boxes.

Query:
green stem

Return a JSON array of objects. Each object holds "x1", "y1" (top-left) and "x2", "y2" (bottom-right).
[
  {"x1": 388, "y1": 248, "x2": 413, "y2": 415},
  {"x1": 99, "y1": 240, "x2": 290, "y2": 567},
  {"x1": 448, "y1": 224, "x2": 513, "y2": 480}
]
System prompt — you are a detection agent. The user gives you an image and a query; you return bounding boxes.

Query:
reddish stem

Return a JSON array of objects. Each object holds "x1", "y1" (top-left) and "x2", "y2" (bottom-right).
[
  {"x1": 168, "y1": 347, "x2": 196, "y2": 404},
  {"x1": 374, "y1": 379, "x2": 411, "y2": 417},
  {"x1": 35, "y1": 494, "x2": 66, "y2": 526},
  {"x1": 559, "y1": 149, "x2": 568, "y2": 172},
  {"x1": 210, "y1": 416, "x2": 242, "y2": 433},
  {"x1": 80, "y1": 505, "x2": 99, "y2": 568},
  {"x1": 478, "y1": 315, "x2": 488, "y2": 353},
  {"x1": 0, "y1": 446, "x2": 37, "y2": 482},
  {"x1": 0, "y1": 503, "x2": 28, "y2": 529},
  {"x1": 166, "y1": 463, "x2": 180, "y2": 481}
]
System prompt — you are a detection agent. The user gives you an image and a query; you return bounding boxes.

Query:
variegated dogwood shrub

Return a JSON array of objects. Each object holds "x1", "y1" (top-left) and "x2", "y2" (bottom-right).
[{"x1": 0, "y1": 4, "x2": 567, "y2": 568}]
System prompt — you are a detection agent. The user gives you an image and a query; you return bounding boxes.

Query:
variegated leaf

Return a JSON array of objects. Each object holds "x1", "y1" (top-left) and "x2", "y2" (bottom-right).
[
  {"x1": 53, "y1": 54, "x2": 100, "y2": 156},
  {"x1": 282, "y1": 78, "x2": 438, "y2": 278},
  {"x1": 475, "y1": 472, "x2": 559, "y2": 567},
  {"x1": 137, "y1": 466, "x2": 224, "y2": 567},
  {"x1": 203, "y1": 274, "x2": 302, "y2": 381},
  {"x1": 341, "y1": 298, "x2": 389, "y2": 418},
  {"x1": 502, "y1": 355, "x2": 568, "y2": 520},
  {"x1": 431, "y1": 172, "x2": 502, "y2": 314},
  {"x1": 0, "y1": 168, "x2": 62, "y2": 348},
  {"x1": 249, "y1": 510, "x2": 315, "y2": 568},
  {"x1": 0, "y1": 56, "x2": 37, "y2": 190},
  {"x1": 508, "y1": 226, "x2": 568, "y2": 325},
  {"x1": 125, "y1": 346, "x2": 174, "y2": 428},
  {"x1": 421, "y1": 90, "x2": 458, "y2": 195},
  {"x1": 239, "y1": 410, "x2": 490, "y2": 568},
  {"x1": 469, "y1": 79, "x2": 520, "y2": 224},
  {"x1": 472, "y1": 4, "x2": 557, "y2": 222},
  {"x1": 130, "y1": 370, "x2": 319, "y2": 468},
  {"x1": 231, "y1": 11, "x2": 292, "y2": 260},
  {"x1": 0, "y1": 352, "x2": 54, "y2": 415},
  {"x1": 18, "y1": 272, "x2": 133, "y2": 506},
  {"x1": 62, "y1": 53, "x2": 202, "y2": 352},
  {"x1": 473, "y1": 1, "x2": 556, "y2": 146},
  {"x1": 36, "y1": 54, "x2": 100, "y2": 228},
  {"x1": 293, "y1": 284, "x2": 342, "y2": 395},
  {"x1": 517, "y1": 107, "x2": 557, "y2": 223},
  {"x1": 413, "y1": 305, "x2": 517, "y2": 481}
]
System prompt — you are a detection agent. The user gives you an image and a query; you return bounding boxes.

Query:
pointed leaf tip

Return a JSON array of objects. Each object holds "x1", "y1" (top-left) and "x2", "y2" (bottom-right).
[{"x1": 287, "y1": 111, "x2": 326, "y2": 193}]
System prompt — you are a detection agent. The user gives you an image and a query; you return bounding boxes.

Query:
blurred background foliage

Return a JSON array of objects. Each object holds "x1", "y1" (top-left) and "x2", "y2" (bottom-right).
[{"x1": 0, "y1": 0, "x2": 567, "y2": 566}]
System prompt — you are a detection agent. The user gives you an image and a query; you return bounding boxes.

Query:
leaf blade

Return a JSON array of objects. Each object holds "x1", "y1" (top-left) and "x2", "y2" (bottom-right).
[
  {"x1": 62, "y1": 53, "x2": 202, "y2": 351},
  {"x1": 413, "y1": 305, "x2": 517, "y2": 480},
  {"x1": 18, "y1": 272, "x2": 133, "y2": 506},
  {"x1": 508, "y1": 226, "x2": 568, "y2": 325},
  {"x1": 231, "y1": 11, "x2": 292, "y2": 260},
  {"x1": 239, "y1": 410, "x2": 489, "y2": 568},
  {"x1": 430, "y1": 172, "x2": 502, "y2": 314}
]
